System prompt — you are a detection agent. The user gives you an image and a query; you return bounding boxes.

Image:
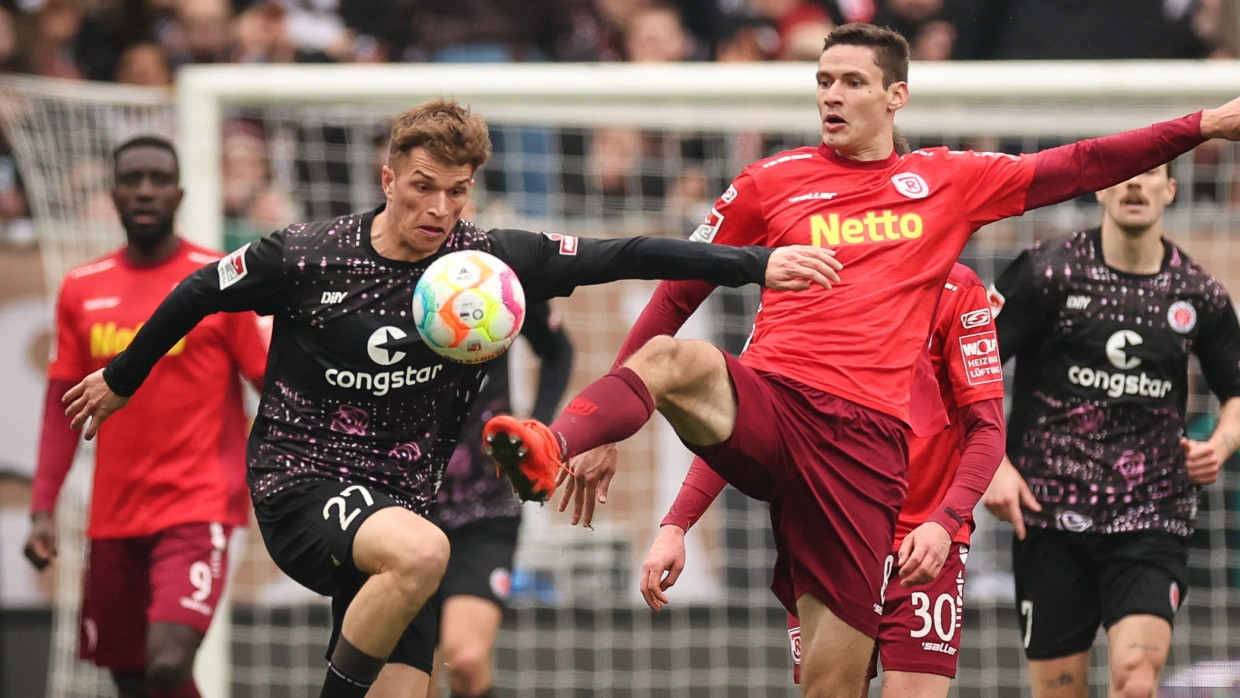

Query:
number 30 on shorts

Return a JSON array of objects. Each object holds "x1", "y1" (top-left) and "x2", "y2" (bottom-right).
[{"x1": 322, "y1": 485, "x2": 375, "y2": 531}]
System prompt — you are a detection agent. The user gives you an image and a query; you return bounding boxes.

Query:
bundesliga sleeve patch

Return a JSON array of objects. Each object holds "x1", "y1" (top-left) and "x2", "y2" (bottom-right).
[{"x1": 217, "y1": 243, "x2": 251, "y2": 289}]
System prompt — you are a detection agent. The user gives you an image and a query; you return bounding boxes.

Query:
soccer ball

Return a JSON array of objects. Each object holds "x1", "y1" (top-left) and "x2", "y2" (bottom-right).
[{"x1": 413, "y1": 249, "x2": 526, "y2": 364}]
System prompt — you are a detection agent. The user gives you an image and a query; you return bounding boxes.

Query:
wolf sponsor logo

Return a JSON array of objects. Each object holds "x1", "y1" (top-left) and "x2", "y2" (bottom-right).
[
  {"x1": 959, "y1": 330, "x2": 1002, "y2": 385},
  {"x1": 809, "y1": 211, "x2": 923, "y2": 247},
  {"x1": 217, "y1": 243, "x2": 250, "y2": 289},
  {"x1": 891, "y1": 173, "x2": 929, "y2": 199},
  {"x1": 1168, "y1": 300, "x2": 1197, "y2": 333},
  {"x1": 690, "y1": 208, "x2": 724, "y2": 243},
  {"x1": 960, "y1": 308, "x2": 990, "y2": 329}
]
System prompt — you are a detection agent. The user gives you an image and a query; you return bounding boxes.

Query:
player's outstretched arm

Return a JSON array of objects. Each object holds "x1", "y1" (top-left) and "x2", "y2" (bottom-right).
[
  {"x1": 981, "y1": 457, "x2": 1040, "y2": 540},
  {"x1": 641, "y1": 524, "x2": 687, "y2": 612},
  {"x1": 1200, "y1": 96, "x2": 1240, "y2": 140},
  {"x1": 62, "y1": 368, "x2": 130, "y2": 441}
]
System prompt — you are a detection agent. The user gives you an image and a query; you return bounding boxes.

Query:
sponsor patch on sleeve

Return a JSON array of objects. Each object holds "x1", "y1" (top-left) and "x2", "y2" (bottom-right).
[
  {"x1": 960, "y1": 308, "x2": 991, "y2": 330},
  {"x1": 958, "y1": 330, "x2": 1003, "y2": 385},
  {"x1": 690, "y1": 207, "x2": 723, "y2": 243},
  {"x1": 541, "y1": 232, "x2": 578, "y2": 255},
  {"x1": 217, "y1": 243, "x2": 251, "y2": 290}
]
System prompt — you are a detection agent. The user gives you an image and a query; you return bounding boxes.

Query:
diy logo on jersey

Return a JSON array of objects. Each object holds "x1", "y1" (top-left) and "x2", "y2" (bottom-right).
[
  {"x1": 90, "y1": 322, "x2": 186, "y2": 359},
  {"x1": 809, "y1": 211, "x2": 924, "y2": 247}
]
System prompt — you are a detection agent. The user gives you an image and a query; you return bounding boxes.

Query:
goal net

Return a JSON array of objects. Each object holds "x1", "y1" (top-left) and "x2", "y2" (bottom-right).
[{"x1": 4, "y1": 58, "x2": 1240, "y2": 697}]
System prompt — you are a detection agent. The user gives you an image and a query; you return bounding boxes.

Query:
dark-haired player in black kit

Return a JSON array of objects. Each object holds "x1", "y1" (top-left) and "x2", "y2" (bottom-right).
[
  {"x1": 983, "y1": 162, "x2": 1240, "y2": 698},
  {"x1": 428, "y1": 299, "x2": 573, "y2": 698},
  {"x1": 59, "y1": 98, "x2": 842, "y2": 698}
]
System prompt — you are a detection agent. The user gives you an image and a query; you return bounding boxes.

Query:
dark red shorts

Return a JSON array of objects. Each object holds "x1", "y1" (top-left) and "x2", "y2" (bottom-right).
[
  {"x1": 80, "y1": 522, "x2": 233, "y2": 671},
  {"x1": 689, "y1": 351, "x2": 909, "y2": 638},
  {"x1": 870, "y1": 542, "x2": 969, "y2": 678},
  {"x1": 789, "y1": 544, "x2": 969, "y2": 683}
]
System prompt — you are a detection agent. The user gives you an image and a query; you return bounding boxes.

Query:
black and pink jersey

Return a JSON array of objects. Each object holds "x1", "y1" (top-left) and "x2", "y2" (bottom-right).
[
  {"x1": 993, "y1": 228, "x2": 1240, "y2": 536},
  {"x1": 103, "y1": 206, "x2": 771, "y2": 514}
]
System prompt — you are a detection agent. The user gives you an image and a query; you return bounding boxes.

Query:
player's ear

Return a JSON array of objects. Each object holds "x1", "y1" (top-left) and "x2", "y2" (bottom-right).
[
  {"x1": 380, "y1": 164, "x2": 394, "y2": 200},
  {"x1": 887, "y1": 81, "x2": 909, "y2": 112}
]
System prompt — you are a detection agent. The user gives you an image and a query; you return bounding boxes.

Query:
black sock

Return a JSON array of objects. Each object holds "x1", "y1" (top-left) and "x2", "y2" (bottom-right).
[
  {"x1": 319, "y1": 636, "x2": 386, "y2": 698},
  {"x1": 319, "y1": 665, "x2": 370, "y2": 698}
]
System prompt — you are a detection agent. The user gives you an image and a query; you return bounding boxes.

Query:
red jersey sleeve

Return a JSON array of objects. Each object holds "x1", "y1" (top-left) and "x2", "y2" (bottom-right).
[
  {"x1": 941, "y1": 275, "x2": 1004, "y2": 407},
  {"x1": 660, "y1": 457, "x2": 727, "y2": 531},
  {"x1": 47, "y1": 280, "x2": 90, "y2": 381},
  {"x1": 225, "y1": 311, "x2": 270, "y2": 389},
  {"x1": 30, "y1": 378, "x2": 80, "y2": 514},
  {"x1": 924, "y1": 268, "x2": 1006, "y2": 538}
]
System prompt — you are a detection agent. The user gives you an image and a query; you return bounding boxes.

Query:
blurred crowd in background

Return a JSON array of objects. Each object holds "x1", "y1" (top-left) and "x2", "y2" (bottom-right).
[
  {"x1": 1, "y1": 0, "x2": 1240, "y2": 248},
  {"x1": 2, "y1": 0, "x2": 1239, "y2": 81}
]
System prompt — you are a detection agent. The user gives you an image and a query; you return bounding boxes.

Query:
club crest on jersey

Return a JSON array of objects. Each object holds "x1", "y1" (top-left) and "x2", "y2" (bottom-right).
[
  {"x1": 217, "y1": 243, "x2": 250, "y2": 289},
  {"x1": 542, "y1": 232, "x2": 578, "y2": 255},
  {"x1": 1167, "y1": 300, "x2": 1197, "y2": 334},
  {"x1": 1170, "y1": 582, "x2": 1181, "y2": 610},
  {"x1": 891, "y1": 173, "x2": 929, "y2": 199}
]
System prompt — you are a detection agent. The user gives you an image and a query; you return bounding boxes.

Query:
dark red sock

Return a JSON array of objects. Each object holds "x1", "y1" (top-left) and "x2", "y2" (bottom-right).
[{"x1": 550, "y1": 367, "x2": 655, "y2": 458}]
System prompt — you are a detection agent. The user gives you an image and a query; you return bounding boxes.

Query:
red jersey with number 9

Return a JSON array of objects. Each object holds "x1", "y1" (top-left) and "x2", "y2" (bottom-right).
[{"x1": 47, "y1": 241, "x2": 268, "y2": 538}]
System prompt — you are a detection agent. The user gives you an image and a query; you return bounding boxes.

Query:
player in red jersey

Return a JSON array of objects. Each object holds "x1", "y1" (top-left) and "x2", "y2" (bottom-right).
[
  {"x1": 483, "y1": 22, "x2": 1240, "y2": 697},
  {"x1": 22, "y1": 136, "x2": 268, "y2": 698},
  {"x1": 640, "y1": 263, "x2": 1004, "y2": 696}
]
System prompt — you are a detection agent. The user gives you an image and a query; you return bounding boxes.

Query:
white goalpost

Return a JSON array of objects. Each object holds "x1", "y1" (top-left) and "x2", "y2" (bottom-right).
[{"x1": 3, "y1": 59, "x2": 1240, "y2": 697}]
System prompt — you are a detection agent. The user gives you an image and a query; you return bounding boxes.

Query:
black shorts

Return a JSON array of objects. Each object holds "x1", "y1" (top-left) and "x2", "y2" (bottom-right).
[
  {"x1": 254, "y1": 479, "x2": 441, "y2": 673},
  {"x1": 1012, "y1": 527, "x2": 1188, "y2": 660},
  {"x1": 439, "y1": 516, "x2": 520, "y2": 607}
]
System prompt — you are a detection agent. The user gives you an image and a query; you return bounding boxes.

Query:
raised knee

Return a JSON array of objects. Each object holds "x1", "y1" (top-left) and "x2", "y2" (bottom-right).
[
  {"x1": 390, "y1": 527, "x2": 450, "y2": 598},
  {"x1": 630, "y1": 335, "x2": 686, "y2": 371}
]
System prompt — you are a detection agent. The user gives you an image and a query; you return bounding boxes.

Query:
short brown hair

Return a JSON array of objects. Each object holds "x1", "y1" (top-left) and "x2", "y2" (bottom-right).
[
  {"x1": 823, "y1": 23, "x2": 909, "y2": 87},
  {"x1": 388, "y1": 98, "x2": 492, "y2": 171}
]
